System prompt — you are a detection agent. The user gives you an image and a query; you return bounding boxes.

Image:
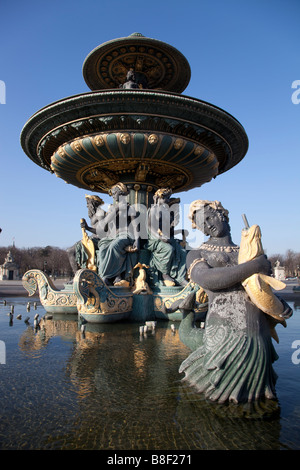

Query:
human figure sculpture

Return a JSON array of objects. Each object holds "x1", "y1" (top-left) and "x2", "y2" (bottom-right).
[
  {"x1": 145, "y1": 188, "x2": 187, "y2": 287},
  {"x1": 121, "y1": 69, "x2": 148, "y2": 90},
  {"x1": 173, "y1": 200, "x2": 292, "y2": 404},
  {"x1": 121, "y1": 70, "x2": 140, "y2": 89},
  {"x1": 95, "y1": 182, "x2": 140, "y2": 286},
  {"x1": 67, "y1": 195, "x2": 105, "y2": 274}
]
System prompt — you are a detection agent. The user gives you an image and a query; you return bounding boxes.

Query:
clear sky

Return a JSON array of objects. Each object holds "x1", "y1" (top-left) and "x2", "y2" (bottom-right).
[{"x1": 0, "y1": 0, "x2": 299, "y2": 256}]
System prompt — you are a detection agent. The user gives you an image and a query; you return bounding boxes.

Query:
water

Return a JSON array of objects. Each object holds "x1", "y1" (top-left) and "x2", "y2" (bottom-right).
[{"x1": 0, "y1": 297, "x2": 299, "y2": 450}]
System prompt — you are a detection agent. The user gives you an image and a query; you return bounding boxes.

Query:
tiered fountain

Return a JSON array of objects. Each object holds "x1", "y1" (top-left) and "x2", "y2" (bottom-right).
[{"x1": 21, "y1": 33, "x2": 248, "y2": 323}]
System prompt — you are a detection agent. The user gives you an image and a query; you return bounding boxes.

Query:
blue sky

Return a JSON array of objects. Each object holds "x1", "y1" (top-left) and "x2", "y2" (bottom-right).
[{"x1": 0, "y1": 0, "x2": 299, "y2": 256}]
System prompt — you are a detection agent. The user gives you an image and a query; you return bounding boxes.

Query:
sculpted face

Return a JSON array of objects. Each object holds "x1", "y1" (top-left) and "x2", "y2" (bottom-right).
[{"x1": 194, "y1": 206, "x2": 230, "y2": 238}]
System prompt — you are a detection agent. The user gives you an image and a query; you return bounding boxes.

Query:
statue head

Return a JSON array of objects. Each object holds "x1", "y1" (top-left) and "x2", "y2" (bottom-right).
[
  {"x1": 85, "y1": 194, "x2": 105, "y2": 218},
  {"x1": 109, "y1": 182, "x2": 129, "y2": 200},
  {"x1": 126, "y1": 69, "x2": 136, "y2": 81},
  {"x1": 189, "y1": 200, "x2": 230, "y2": 237},
  {"x1": 85, "y1": 194, "x2": 104, "y2": 203},
  {"x1": 153, "y1": 188, "x2": 172, "y2": 204}
]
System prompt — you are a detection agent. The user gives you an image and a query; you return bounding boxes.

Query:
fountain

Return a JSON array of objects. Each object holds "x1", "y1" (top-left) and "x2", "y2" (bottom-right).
[
  {"x1": 20, "y1": 33, "x2": 294, "y2": 405},
  {"x1": 21, "y1": 33, "x2": 248, "y2": 322}
]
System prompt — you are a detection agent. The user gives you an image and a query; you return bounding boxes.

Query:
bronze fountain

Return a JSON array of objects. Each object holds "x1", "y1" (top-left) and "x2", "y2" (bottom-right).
[{"x1": 20, "y1": 33, "x2": 292, "y2": 404}]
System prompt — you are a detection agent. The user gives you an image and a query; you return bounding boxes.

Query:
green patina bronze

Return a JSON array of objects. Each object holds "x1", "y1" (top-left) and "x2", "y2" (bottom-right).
[
  {"x1": 21, "y1": 32, "x2": 248, "y2": 324},
  {"x1": 20, "y1": 33, "x2": 292, "y2": 404}
]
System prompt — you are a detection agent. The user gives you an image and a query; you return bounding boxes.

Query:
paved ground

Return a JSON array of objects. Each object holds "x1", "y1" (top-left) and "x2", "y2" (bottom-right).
[
  {"x1": 0, "y1": 278, "x2": 299, "y2": 301},
  {"x1": 0, "y1": 278, "x2": 70, "y2": 298}
]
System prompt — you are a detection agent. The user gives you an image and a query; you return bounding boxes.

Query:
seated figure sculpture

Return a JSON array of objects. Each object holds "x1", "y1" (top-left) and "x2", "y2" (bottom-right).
[
  {"x1": 146, "y1": 188, "x2": 187, "y2": 287},
  {"x1": 177, "y1": 200, "x2": 292, "y2": 404},
  {"x1": 94, "y1": 182, "x2": 140, "y2": 286}
]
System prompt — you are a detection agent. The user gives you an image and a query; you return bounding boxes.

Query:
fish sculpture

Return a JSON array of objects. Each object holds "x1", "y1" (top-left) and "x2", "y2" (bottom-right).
[
  {"x1": 238, "y1": 216, "x2": 286, "y2": 342},
  {"x1": 80, "y1": 218, "x2": 97, "y2": 272},
  {"x1": 132, "y1": 263, "x2": 153, "y2": 295}
]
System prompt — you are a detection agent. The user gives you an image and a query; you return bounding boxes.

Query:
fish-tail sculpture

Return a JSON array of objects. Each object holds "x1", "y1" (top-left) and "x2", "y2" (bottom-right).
[
  {"x1": 80, "y1": 218, "x2": 97, "y2": 272},
  {"x1": 238, "y1": 218, "x2": 286, "y2": 342}
]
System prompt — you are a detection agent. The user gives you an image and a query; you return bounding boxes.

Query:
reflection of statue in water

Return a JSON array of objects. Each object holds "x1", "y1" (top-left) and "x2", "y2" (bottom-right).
[
  {"x1": 95, "y1": 182, "x2": 140, "y2": 286},
  {"x1": 145, "y1": 188, "x2": 187, "y2": 287},
  {"x1": 67, "y1": 195, "x2": 105, "y2": 274},
  {"x1": 169, "y1": 200, "x2": 292, "y2": 404}
]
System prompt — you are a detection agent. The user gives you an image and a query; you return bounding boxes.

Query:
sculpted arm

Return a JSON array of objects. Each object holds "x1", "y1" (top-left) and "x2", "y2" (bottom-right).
[
  {"x1": 128, "y1": 204, "x2": 140, "y2": 250},
  {"x1": 80, "y1": 218, "x2": 96, "y2": 235},
  {"x1": 148, "y1": 206, "x2": 160, "y2": 240},
  {"x1": 188, "y1": 253, "x2": 271, "y2": 292}
]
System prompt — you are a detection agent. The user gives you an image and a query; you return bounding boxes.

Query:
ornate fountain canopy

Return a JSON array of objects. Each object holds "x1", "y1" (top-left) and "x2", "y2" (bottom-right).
[
  {"x1": 82, "y1": 32, "x2": 191, "y2": 93},
  {"x1": 20, "y1": 34, "x2": 249, "y2": 194}
]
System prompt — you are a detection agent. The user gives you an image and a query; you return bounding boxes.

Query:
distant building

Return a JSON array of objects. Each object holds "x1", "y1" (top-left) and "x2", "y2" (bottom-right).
[
  {"x1": 0, "y1": 251, "x2": 20, "y2": 280},
  {"x1": 274, "y1": 260, "x2": 286, "y2": 281}
]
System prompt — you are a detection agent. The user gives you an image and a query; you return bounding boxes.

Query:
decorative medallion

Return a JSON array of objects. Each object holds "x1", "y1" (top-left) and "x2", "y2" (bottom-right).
[
  {"x1": 83, "y1": 33, "x2": 191, "y2": 93},
  {"x1": 21, "y1": 35, "x2": 248, "y2": 195},
  {"x1": 48, "y1": 130, "x2": 219, "y2": 192}
]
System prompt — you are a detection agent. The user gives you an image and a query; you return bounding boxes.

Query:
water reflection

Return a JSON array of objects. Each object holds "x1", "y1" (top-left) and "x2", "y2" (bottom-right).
[
  {"x1": 293, "y1": 299, "x2": 300, "y2": 310},
  {"x1": 12, "y1": 309, "x2": 287, "y2": 450}
]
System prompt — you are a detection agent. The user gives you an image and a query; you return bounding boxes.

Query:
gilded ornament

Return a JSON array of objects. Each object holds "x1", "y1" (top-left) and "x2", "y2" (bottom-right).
[
  {"x1": 84, "y1": 167, "x2": 118, "y2": 189},
  {"x1": 135, "y1": 163, "x2": 149, "y2": 181},
  {"x1": 206, "y1": 153, "x2": 216, "y2": 164},
  {"x1": 157, "y1": 173, "x2": 185, "y2": 189},
  {"x1": 238, "y1": 224, "x2": 286, "y2": 342},
  {"x1": 57, "y1": 147, "x2": 66, "y2": 157},
  {"x1": 75, "y1": 269, "x2": 133, "y2": 316},
  {"x1": 174, "y1": 138, "x2": 184, "y2": 150},
  {"x1": 148, "y1": 134, "x2": 158, "y2": 145},
  {"x1": 132, "y1": 263, "x2": 152, "y2": 295},
  {"x1": 71, "y1": 140, "x2": 82, "y2": 152},
  {"x1": 94, "y1": 135, "x2": 105, "y2": 146},
  {"x1": 194, "y1": 146, "x2": 204, "y2": 156},
  {"x1": 22, "y1": 270, "x2": 77, "y2": 309},
  {"x1": 120, "y1": 133, "x2": 130, "y2": 144}
]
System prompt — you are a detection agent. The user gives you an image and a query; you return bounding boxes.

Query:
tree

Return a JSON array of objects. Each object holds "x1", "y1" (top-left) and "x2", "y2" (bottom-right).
[{"x1": 0, "y1": 245, "x2": 73, "y2": 278}]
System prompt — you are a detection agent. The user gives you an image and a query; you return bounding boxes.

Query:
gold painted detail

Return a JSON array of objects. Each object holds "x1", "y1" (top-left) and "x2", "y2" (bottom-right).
[
  {"x1": 94, "y1": 45, "x2": 176, "y2": 90},
  {"x1": 135, "y1": 163, "x2": 149, "y2": 182},
  {"x1": 238, "y1": 224, "x2": 286, "y2": 342},
  {"x1": 78, "y1": 157, "x2": 192, "y2": 192},
  {"x1": 50, "y1": 130, "x2": 218, "y2": 192},
  {"x1": 22, "y1": 270, "x2": 77, "y2": 307},
  {"x1": 174, "y1": 138, "x2": 184, "y2": 149},
  {"x1": 120, "y1": 133, "x2": 130, "y2": 144},
  {"x1": 80, "y1": 218, "x2": 97, "y2": 272},
  {"x1": 148, "y1": 134, "x2": 158, "y2": 145},
  {"x1": 132, "y1": 263, "x2": 152, "y2": 295},
  {"x1": 154, "y1": 282, "x2": 207, "y2": 313},
  {"x1": 84, "y1": 168, "x2": 118, "y2": 191},
  {"x1": 70, "y1": 140, "x2": 83, "y2": 152},
  {"x1": 74, "y1": 269, "x2": 133, "y2": 316},
  {"x1": 94, "y1": 135, "x2": 105, "y2": 146}
]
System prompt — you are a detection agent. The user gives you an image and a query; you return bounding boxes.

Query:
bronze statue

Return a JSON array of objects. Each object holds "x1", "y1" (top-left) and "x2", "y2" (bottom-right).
[
  {"x1": 146, "y1": 188, "x2": 187, "y2": 287},
  {"x1": 121, "y1": 69, "x2": 148, "y2": 89},
  {"x1": 95, "y1": 182, "x2": 140, "y2": 286},
  {"x1": 67, "y1": 195, "x2": 105, "y2": 274},
  {"x1": 121, "y1": 70, "x2": 140, "y2": 89},
  {"x1": 171, "y1": 200, "x2": 292, "y2": 404}
]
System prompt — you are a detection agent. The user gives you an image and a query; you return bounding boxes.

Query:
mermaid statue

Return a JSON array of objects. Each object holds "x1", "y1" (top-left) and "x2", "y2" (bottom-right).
[{"x1": 168, "y1": 200, "x2": 292, "y2": 404}]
